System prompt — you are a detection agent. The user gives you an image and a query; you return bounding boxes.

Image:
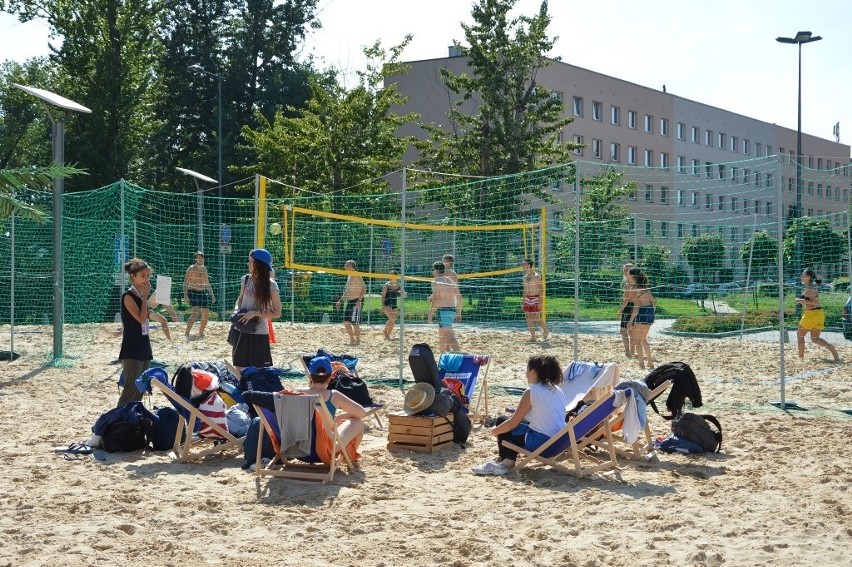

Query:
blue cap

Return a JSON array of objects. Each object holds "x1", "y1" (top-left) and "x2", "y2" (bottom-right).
[
  {"x1": 250, "y1": 248, "x2": 273, "y2": 270},
  {"x1": 308, "y1": 356, "x2": 333, "y2": 378}
]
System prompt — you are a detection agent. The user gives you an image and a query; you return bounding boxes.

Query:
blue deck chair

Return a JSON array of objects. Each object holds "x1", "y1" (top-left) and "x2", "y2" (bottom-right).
[
  {"x1": 139, "y1": 368, "x2": 244, "y2": 462},
  {"x1": 502, "y1": 389, "x2": 627, "y2": 477},
  {"x1": 251, "y1": 395, "x2": 353, "y2": 483},
  {"x1": 438, "y1": 353, "x2": 492, "y2": 423}
]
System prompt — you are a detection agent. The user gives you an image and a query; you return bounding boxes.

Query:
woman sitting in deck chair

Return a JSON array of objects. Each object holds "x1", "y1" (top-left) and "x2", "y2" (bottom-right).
[
  {"x1": 472, "y1": 355, "x2": 566, "y2": 476},
  {"x1": 301, "y1": 355, "x2": 368, "y2": 464}
]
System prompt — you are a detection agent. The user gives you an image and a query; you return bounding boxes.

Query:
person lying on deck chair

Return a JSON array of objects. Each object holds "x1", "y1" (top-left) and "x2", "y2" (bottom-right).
[{"x1": 300, "y1": 356, "x2": 368, "y2": 465}]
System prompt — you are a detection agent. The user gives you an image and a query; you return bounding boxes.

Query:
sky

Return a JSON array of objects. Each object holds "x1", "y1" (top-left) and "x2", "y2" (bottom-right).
[{"x1": 2, "y1": 0, "x2": 850, "y2": 150}]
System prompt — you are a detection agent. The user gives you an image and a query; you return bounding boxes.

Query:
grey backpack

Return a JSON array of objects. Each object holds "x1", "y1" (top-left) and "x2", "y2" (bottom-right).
[{"x1": 672, "y1": 413, "x2": 722, "y2": 453}]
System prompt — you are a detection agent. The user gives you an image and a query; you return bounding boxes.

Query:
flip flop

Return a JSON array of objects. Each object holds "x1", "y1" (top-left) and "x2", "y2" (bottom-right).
[{"x1": 54, "y1": 442, "x2": 93, "y2": 455}]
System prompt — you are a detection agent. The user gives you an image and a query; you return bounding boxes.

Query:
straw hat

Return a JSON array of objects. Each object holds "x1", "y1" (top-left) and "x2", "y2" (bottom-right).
[{"x1": 404, "y1": 383, "x2": 435, "y2": 415}]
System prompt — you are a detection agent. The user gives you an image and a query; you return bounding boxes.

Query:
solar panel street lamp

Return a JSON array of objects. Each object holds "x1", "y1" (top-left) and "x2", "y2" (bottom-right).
[
  {"x1": 12, "y1": 84, "x2": 91, "y2": 362},
  {"x1": 176, "y1": 167, "x2": 217, "y2": 253}
]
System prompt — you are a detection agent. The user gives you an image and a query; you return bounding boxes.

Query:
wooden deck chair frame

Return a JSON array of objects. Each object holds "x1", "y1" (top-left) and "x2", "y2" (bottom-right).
[
  {"x1": 502, "y1": 390, "x2": 624, "y2": 478},
  {"x1": 149, "y1": 376, "x2": 244, "y2": 463},
  {"x1": 253, "y1": 397, "x2": 354, "y2": 484},
  {"x1": 438, "y1": 353, "x2": 492, "y2": 424},
  {"x1": 592, "y1": 379, "x2": 673, "y2": 461},
  {"x1": 299, "y1": 354, "x2": 384, "y2": 429}
]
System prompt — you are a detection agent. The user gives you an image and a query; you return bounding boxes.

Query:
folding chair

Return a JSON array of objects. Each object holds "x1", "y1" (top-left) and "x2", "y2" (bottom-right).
[
  {"x1": 503, "y1": 389, "x2": 629, "y2": 478},
  {"x1": 251, "y1": 393, "x2": 354, "y2": 483},
  {"x1": 299, "y1": 353, "x2": 384, "y2": 429},
  {"x1": 437, "y1": 353, "x2": 492, "y2": 424},
  {"x1": 592, "y1": 379, "x2": 673, "y2": 461},
  {"x1": 141, "y1": 368, "x2": 244, "y2": 463}
]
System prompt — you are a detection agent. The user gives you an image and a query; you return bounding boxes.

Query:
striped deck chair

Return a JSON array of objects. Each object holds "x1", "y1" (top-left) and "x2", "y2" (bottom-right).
[
  {"x1": 141, "y1": 368, "x2": 244, "y2": 462},
  {"x1": 299, "y1": 354, "x2": 384, "y2": 429},
  {"x1": 437, "y1": 353, "x2": 492, "y2": 424},
  {"x1": 502, "y1": 389, "x2": 630, "y2": 478},
  {"x1": 250, "y1": 393, "x2": 354, "y2": 483}
]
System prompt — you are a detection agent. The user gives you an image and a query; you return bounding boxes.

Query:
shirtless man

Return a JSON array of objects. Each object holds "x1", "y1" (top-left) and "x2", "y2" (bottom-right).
[
  {"x1": 183, "y1": 251, "x2": 216, "y2": 338},
  {"x1": 522, "y1": 259, "x2": 550, "y2": 341},
  {"x1": 335, "y1": 260, "x2": 366, "y2": 345},
  {"x1": 442, "y1": 254, "x2": 458, "y2": 283},
  {"x1": 428, "y1": 261, "x2": 463, "y2": 353}
]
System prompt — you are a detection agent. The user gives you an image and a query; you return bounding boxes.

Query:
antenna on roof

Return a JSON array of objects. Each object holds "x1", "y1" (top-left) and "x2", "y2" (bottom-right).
[{"x1": 833, "y1": 122, "x2": 840, "y2": 143}]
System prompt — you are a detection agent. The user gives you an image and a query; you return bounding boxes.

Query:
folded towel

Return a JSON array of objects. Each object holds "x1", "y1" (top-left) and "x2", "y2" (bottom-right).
[{"x1": 274, "y1": 393, "x2": 318, "y2": 458}]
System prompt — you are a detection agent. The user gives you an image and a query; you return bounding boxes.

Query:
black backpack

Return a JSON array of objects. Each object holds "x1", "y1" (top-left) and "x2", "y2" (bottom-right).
[
  {"x1": 644, "y1": 362, "x2": 702, "y2": 419},
  {"x1": 672, "y1": 413, "x2": 722, "y2": 453},
  {"x1": 408, "y1": 343, "x2": 442, "y2": 391},
  {"x1": 149, "y1": 406, "x2": 184, "y2": 451},
  {"x1": 172, "y1": 364, "x2": 195, "y2": 400},
  {"x1": 329, "y1": 368, "x2": 373, "y2": 406},
  {"x1": 102, "y1": 417, "x2": 155, "y2": 453}
]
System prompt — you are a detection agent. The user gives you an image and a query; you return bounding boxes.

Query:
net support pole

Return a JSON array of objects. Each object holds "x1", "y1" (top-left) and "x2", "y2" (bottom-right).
[
  {"x1": 539, "y1": 207, "x2": 547, "y2": 324},
  {"x1": 255, "y1": 175, "x2": 267, "y2": 248},
  {"x1": 367, "y1": 224, "x2": 374, "y2": 325},
  {"x1": 51, "y1": 117, "x2": 65, "y2": 360},
  {"x1": 847, "y1": 195, "x2": 852, "y2": 294},
  {"x1": 398, "y1": 168, "x2": 408, "y2": 389},
  {"x1": 573, "y1": 164, "x2": 580, "y2": 361},
  {"x1": 740, "y1": 212, "x2": 757, "y2": 339},
  {"x1": 776, "y1": 161, "x2": 787, "y2": 408},
  {"x1": 9, "y1": 194, "x2": 15, "y2": 362}
]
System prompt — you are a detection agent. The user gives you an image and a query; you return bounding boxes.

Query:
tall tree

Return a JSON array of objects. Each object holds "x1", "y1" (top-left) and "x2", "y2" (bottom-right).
[
  {"x1": 739, "y1": 230, "x2": 779, "y2": 280},
  {"x1": 682, "y1": 233, "x2": 726, "y2": 284},
  {"x1": 783, "y1": 218, "x2": 845, "y2": 274},
  {"x1": 0, "y1": 58, "x2": 58, "y2": 169}
]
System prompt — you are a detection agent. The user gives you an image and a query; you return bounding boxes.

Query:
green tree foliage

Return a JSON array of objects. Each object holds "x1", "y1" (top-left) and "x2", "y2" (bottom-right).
[
  {"x1": 739, "y1": 230, "x2": 779, "y2": 279},
  {"x1": 681, "y1": 233, "x2": 726, "y2": 283},
  {"x1": 0, "y1": 58, "x2": 58, "y2": 169},
  {"x1": 0, "y1": 165, "x2": 84, "y2": 220},
  {"x1": 783, "y1": 217, "x2": 845, "y2": 273},
  {"x1": 238, "y1": 38, "x2": 418, "y2": 200}
]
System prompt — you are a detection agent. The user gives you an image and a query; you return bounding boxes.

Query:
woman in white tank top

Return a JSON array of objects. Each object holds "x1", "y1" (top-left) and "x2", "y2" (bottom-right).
[{"x1": 472, "y1": 355, "x2": 566, "y2": 476}]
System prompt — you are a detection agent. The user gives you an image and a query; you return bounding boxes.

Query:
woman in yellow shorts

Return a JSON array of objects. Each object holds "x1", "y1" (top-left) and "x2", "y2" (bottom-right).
[{"x1": 795, "y1": 269, "x2": 840, "y2": 362}]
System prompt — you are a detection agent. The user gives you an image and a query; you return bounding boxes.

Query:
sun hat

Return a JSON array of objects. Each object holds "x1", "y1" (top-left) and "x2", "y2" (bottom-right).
[
  {"x1": 250, "y1": 248, "x2": 273, "y2": 270},
  {"x1": 308, "y1": 356, "x2": 333, "y2": 379},
  {"x1": 404, "y1": 383, "x2": 436, "y2": 415}
]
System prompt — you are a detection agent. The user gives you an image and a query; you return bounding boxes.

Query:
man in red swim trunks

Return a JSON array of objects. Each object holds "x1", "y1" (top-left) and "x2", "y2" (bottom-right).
[{"x1": 522, "y1": 259, "x2": 550, "y2": 342}]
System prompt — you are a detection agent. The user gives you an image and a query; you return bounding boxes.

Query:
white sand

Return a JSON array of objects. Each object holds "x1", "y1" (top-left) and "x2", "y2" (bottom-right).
[{"x1": 0, "y1": 322, "x2": 850, "y2": 566}]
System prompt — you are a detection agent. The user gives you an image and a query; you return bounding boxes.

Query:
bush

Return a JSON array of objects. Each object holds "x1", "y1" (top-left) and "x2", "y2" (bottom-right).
[
  {"x1": 671, "y1": 311, "x2": 778, "y2": 333},
  {"x1": 832, "y1": 276, "x2": 849, "y2": 293}
]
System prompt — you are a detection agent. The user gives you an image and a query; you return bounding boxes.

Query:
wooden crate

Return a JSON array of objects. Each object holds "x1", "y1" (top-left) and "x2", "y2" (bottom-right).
[{"x1": 387, "y1": 412, "x2": 454, "y2": 453}]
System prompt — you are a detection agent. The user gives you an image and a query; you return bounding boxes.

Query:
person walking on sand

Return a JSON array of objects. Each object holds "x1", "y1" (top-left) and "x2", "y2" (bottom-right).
[
  {"x1": 625, "y1": 267, "x2": 656, "y2": 370},
  {"x1": 116, "y1": 258, "x2": 155, "y2": 407},
  {"x1": 428, "y1": 261, "x2": 463, "y2": 353},
  {"x1": 618, "y1": 263, "x2": 636, "y2": 358},
  {"x1": 183, "y1": 251, "x2": 216, "y2": 338},
  {"x1": 522, "y1": 259, "x2": 550, "y2": 342},
  {"x1": 796, "y1": 268, "x2": 840, "y2": 362},
  {"x1": 335, "y1": 260, "x2": 366, "y2": 346},
  {"x1": 381, "y1": 269, "x2": 406, "y2": 339},
  {"x1": 232, "y1": 249, "x2": 281, "y2": 373},
  {"x1": 442, "y1": 254, "x2": 459, "y2": 283}
]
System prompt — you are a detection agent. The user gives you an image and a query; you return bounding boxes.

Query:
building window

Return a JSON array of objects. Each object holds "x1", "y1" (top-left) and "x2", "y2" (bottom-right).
[
  {"x1": 572, "y1": 96, "x2": 583, "y2": 117},
  {"x1": 644, "y1": 114, "x2": 653, "y2": 133},
  {"x1": 817, "y1": 183, "x2": 823, "y2": 197},
  {"x1": 788, "y1": 177, "x2": 793, "y2": 192},
  {"x1": 705, "y1": 193, "x2": 712, "y2": 210},
  {"x1": 766, "y1": 173, "x2": 773, "y2": 188},
  {"x1": 677, "y1": 122, "x2": 685, "y2": 140},
  {"x1": 572, "y1": 135, "x2": 584, "y2": 156},
  {"x1": 660, "y1": 152, "x2": 669, "y2": 169},
  {"x1": 731, "y1": 197, "x2": 738, "y2": 212},
  {"x1": 660, "y1": 186, "x2": 669, "y2": 204},
  {"x1": 691, "y1": 126, "x2": 699, "y2": 143},
  {"x1": 807, "y1": 208, "x2": 813, "y2": 217},
  {"x1": 677, "y1": 223, "x2": 684, "y2": 238},
  {"x1": 644, "y1": 149, "x2": 653, "y2": 167},
  {"x1": 756, "y1": 142, "x2": 762, "y2": 157},
  {"x1": 627, "y1": 146, "x2": 637, "y2": 165},
  {"x1": 731, "y1": 136, "x2": 738, "y2": 152},
  {"x1": 755, "y1": 199, "x2": 762, "y2": 214},
  {"x1": 677, "y1": 189, "x2": 685, "y2": 206},
  {"x1": 754, "y1": 172, "x2": 761, "y2": 187},
  {"x1": 743, "y1": 169, "x2": 750, "y2": 184},
  {"x1": 627, "y1": 110, "x2": 636, "y2": 129},
  {"x1": 692, "y1": 224, "x2": 699, "y2": 237},
  {"x1": 743, "y1": 199, "x2": 750, "y2": 215},
  {"x1": 627, "y1": 218, "x2": 635, "y2": 234},
  {"x1": 592, "y1": 101, "x2": 602, "y2": 121},
  {"x1": 718, "y1": 195, "x2": 725, "y2": 210},
  {"x1": 691, "y1": 192, "x2": 699, "y2": 208},
  {"x1": 730, "y1": 166, "x2": 738, "y2": 183},
  {"x1": 743, "y1": 139, "x2": 750, "y2": 154},
  {"x1": 660, "y1": 221, "x2": 669, "y2": 237},
  {"x1": 645, "y1": 220, "x2": 653, "y2": 237},
  {"x1": 660, "y1": 118, "x2": 668, "y2": 136},
  {"x1": 592, "y1": 139, "x2": 601, "y2": 158},
  {"x1": 807, "y1": 181, "x2": 814, "y2": 195},
  {"x1": 705, "y1": 162, "x2": 713, "y2": 179},
  {"x1": 610, "y1": 142, "x2": 620, "y2": 161},
  {"x1": 766, "y1": 145, "x2": 772, "y2": 156},
  {"x1": 718, "y1": 132, "x2": 726, "y2": 149},
  {"x1": 730, "y1": 226, "x2": 738, "y2": 242},
  {"x1": 692, "y1": 159, "x2": 700, "y2": 176},
  {"x1": 704, "y1": 130, "x2": 712, "y2": 146},
  {"x1": 611, "y1": 105, "x2": 620, "y2": 125},
  {"x1": 645, "y1": 184, "x2": 653, "y2": 203},
  {"x1": 817, "y1": 157, "x2": 823, "y2": 170},
  {"x1": 627, "y1": 184, "x2": 636, "y2": 200},
  {"x1": 677, "y1": 155, "x2": 686, "y2": 173},
  {"x1": 835, "y1": 187, "x2": 840, "y2": 201},
  {"x1": 766, "y1": 201, "x2": 773, "y2": 216},
  {"x1": 718, "y1": 164, "x2": 725, "y2": 180}
]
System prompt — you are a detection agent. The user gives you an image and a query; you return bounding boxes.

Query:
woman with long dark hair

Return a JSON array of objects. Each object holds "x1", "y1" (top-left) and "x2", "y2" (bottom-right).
[
  {"x1": 626, "y1": 266, "x2": 656, "y2": 369},
  {"x1": 232, "y1": 249, "x2": 282, "y2": 372},
  {"x1": 796, "y1": 268, "x2": 840, "y2": 362}
]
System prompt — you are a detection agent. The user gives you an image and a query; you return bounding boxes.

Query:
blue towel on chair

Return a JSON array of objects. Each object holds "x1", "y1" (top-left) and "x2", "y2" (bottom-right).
[{"x1": 438, "y1": 353, "x2": 464, "y2": 372}]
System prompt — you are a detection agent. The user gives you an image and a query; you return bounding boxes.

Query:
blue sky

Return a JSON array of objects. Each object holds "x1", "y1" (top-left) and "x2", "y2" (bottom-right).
[{"x1": 2, "y1": 0, "x2": 849, "y2": 151}]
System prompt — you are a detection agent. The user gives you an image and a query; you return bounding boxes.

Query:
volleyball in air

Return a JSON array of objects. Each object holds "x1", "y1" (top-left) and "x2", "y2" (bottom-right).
[{"x1": 268, "y1": 222, "x2": 282, "y2": 236}]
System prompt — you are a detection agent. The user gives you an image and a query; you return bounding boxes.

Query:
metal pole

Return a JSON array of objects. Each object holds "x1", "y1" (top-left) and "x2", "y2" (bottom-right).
[
  {"x1": 794, "y1": 41, "x2": 803, "y2": 318},
  {"x1": 9, "y1": 195, "x2": 14, "y2": 362},
  {"x1": 218, "y1": 72, "x2": 225, "y2": 319},
  {"x1": 740, "y1": 212, "x2": 757, "y2": 339},
  {"x1": 398, "y1": 168, "x2": 407, "y2": 388},
  {"x1": 52, "y1": 118, "x2": 64, "y2": 361},
  {"x1": 367, "y1": 224, "x2": 374, "y2": 326},
  {"x1": 777, "y1": 158, "x2": 787, "y2": 408},
  {"x1": 573, "y1": 164, "x2": 580, "y2": 361}
]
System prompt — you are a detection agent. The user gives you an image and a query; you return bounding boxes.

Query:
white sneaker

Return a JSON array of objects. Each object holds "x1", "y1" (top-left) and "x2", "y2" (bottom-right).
[{"x1": 471, "y1": 461, "x2": 508, "y2": 476}]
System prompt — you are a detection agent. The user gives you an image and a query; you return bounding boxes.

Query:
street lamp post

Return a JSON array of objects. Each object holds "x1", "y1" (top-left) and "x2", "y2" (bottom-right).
[
  {"x1": 12, "y1": 84, "x2": 91, "y2": 362},
  {"x1": 189, "y1": 64, "x2": 225, "y2": 317},
  {"x1": 776, "y1": 31, "x2": 822, "y2": 293}
]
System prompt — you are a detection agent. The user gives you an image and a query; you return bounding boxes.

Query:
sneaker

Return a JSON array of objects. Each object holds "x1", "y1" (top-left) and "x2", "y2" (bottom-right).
[{"x1": 471, "y1": 461, "x2": 508, "y2": 476}]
